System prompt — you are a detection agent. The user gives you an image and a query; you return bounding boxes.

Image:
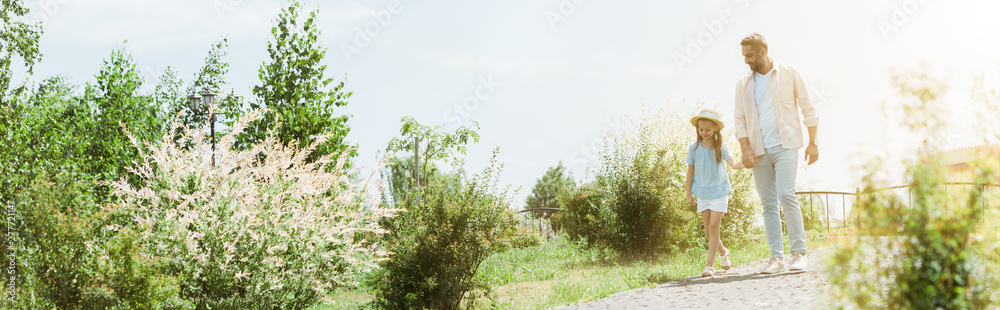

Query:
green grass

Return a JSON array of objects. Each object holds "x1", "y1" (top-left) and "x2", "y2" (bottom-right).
[
  {"x1": 472, "y1": 231, "x2": 834, "y2": 309},
  {"x1": 318, "y1": 289, "x2": 372, "y2": 310},
  {"x1": 317, "y1": 231, "x2": 834, "y2": 310},
  {"x1": 470, "y1": 236, "x2": 761, "y2": 309}
]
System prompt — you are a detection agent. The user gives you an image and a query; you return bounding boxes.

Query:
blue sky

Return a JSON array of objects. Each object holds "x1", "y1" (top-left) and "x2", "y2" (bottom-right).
[{"x1": 16, "y1": 0, "x2": 1000, "y2": 208}]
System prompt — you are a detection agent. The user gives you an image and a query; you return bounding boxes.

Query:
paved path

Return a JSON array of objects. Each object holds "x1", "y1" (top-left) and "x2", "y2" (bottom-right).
[{"x1": 552, "y1": 247, "x2": 833, "y2": 310}]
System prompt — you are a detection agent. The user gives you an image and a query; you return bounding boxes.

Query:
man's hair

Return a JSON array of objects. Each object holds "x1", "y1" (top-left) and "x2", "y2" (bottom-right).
[{"x1": 740, "y1": 33, "x2": 768, "y2": 52}]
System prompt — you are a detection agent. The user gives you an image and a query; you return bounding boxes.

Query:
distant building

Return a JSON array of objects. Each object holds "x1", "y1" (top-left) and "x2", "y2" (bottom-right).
[{"x1": 939, "y1": 144, "x2": 1000, "y2": 183}]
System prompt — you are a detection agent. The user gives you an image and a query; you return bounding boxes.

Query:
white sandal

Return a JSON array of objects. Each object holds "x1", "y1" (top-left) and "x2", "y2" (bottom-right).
[
  {"x1": 720, "y1": 251, "x2": 732, "y2": 270},
  {"x1": 701, "y1": 266, "x2": 715, "y2": 277}
]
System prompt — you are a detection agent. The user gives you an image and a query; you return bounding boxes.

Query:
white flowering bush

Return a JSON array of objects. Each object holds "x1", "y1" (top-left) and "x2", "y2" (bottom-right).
[{"x1": 109, "y1": 108, "x2": 398, "y2": 309}]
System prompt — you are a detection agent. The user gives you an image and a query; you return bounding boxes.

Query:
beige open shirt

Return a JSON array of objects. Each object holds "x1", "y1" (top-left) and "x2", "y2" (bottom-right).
[{"x1": 733, "y1": 59, "x2": 819, "y2": 156}]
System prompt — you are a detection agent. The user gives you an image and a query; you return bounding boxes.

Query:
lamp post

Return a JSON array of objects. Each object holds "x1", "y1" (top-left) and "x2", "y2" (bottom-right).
[{"x1": 188, "y1": 88, "x2": 217, "y2": 166}]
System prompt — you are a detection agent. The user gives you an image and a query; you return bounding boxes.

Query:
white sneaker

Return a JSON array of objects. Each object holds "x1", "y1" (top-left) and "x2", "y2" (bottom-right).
[
  {"x1": 788, "y1": 253, "x2": 808, "y2": 271},
  {"x1": 759, "y1": 257, "x2": 786, "y2": 274}
]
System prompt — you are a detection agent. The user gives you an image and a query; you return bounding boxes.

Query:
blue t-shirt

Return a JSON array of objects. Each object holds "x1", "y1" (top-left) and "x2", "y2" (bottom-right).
[
  {"x1": 754, "y1": 71, "x2": 782, "y2": 148},
  {"x1": 685, "y1": 141, "x2": 733, "y2": 200}
]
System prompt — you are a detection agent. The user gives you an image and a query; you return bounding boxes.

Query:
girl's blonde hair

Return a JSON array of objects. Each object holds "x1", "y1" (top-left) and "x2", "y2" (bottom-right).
[{"x1": 695, "y1": 119, "x2": 723, "y2": 164}]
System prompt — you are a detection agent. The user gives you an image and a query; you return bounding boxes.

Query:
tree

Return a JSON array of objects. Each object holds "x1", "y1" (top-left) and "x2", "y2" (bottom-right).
[
  {"x1": 524, "y1": 162, "x2": 575, "y2": 218},
  {"x1": 170, "y1": 37, "x2": 242, "y2": 132},
  {"x1": 375, "y1": 118, "x2": 516, "y2": 309},
  {"x1": 243, "y1": 1, "x2": 353, "y2": 164},
  {"x1": 1, "y1": 74, "x2": 96, "y2": 212},
  {"x1": 192, "y1": 38, "x2": 244, "y2": 134},
  {"x1": 384, "y1": 116, "x2": 480, "y2": 207},
  {"x1": 83, "y1": 45, "x2": 164, "y2": 199},
  {"x1": 23, "y1": 75, "x2": 93, "y2": 177},
  {"x1": 153, "y1": 67, "x2": 183, "y2": 116},
  {"x1": 0, "y1": 0, "x2": 43, "y2": 104},
  {"x1": 372, "y1": 150, "x2": 518, "y2": 310},
  {"x1": 381, "y1": 155, "x2": 444, "y2": 208},
  {"x1": 161, "y1": 38, "x2": 245, "y2": 149},
  {"x1": 0, "y1": 0, "x2": 44, "y2": 205},
  {"x1": 186, "y1": 38, "x2": 229, "y2": 97}
]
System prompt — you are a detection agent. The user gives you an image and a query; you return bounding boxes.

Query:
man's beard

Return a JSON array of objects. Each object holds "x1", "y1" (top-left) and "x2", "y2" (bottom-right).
[{"x1": 749, "y1": 59, "x2": 764, "y2": 73}]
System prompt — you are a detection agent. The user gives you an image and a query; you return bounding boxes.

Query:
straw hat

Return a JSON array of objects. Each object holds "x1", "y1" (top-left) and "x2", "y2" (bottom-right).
[{"x1": 690, "y1": 109, "x2": 724, "y2": 130}]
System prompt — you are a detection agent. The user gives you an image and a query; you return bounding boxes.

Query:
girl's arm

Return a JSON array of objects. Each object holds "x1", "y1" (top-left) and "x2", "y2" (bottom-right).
[
  {"x1": 686, "y1": 164, "x2": 695, "y2": 205},
  {"x1": 726, "y1": 157, "x2": 745, "y2": 170}
]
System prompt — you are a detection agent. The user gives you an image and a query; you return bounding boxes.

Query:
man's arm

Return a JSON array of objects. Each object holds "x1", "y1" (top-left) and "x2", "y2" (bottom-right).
[
  {"x1": 734, "y1": 80, "x2": 757, "y2": 168},
  {"x1": 793, "y1": 66, "x2": 819, "y2": 165},
  {"x1": 805, "y1": 126, "x2": 818, "y2": 164},
  {"x1": 739, "y1": 137, "x2": 756, "y2": 168},
  {"x1": 792, "y1": 66, "x2": 819, "y2": 129}
]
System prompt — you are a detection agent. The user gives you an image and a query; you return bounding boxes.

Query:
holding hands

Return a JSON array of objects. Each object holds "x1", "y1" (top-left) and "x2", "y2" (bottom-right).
[{"x1": 741, "y1": 148, "x2": 756, "y2": 169}]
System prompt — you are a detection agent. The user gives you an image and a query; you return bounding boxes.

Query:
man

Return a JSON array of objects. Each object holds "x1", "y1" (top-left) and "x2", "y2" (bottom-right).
[{"x1": 733, "y1": 33, "x2": 819, "y2": 274}]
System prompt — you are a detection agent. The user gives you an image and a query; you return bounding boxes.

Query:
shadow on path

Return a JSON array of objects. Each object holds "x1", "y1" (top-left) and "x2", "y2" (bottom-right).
[{"x1": 663, "y1": 270, "x2": 809, "y2": 286}]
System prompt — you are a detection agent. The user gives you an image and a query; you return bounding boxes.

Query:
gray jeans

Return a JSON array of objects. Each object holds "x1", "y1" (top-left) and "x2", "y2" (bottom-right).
[{"x1": 753, "y1": 146, "x2": 807, "y2": 258}]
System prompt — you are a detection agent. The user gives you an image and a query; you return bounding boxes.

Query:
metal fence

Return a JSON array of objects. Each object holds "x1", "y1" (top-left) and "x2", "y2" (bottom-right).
[
  {"x1": 796, "y1": 182, "x2": 999, "y2": 233},
  {"x1": 517, "y1": 207, "x2": 561, "y2": 238},
  {"x1": 517, "y1": 183, "x2": 999, "y2": 236}
]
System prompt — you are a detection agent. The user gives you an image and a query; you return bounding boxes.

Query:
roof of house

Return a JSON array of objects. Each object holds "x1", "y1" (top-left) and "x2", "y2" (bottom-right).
[{"x1": 939, "y1": 144, "x2": 1000, "y2": 169}]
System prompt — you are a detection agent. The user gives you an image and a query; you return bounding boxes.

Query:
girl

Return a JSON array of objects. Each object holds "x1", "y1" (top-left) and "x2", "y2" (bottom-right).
[{"x1": 685, "y1": 109, "x2": 745, "y2": 277}]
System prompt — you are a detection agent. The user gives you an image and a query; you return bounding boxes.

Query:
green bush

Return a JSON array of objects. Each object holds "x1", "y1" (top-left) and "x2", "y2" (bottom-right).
[
  {"x1": 509, "y1": 227, "x2": 543, "y2": 249},
  {"x1": 559, "y1": 105, "x2": 758, "y2": 256},
  {"x1": 552, "y1": 183, "x2": 612, "y2": 249},
  {"x1": 524, "y1": 162, "x2": 576, "y2": 219},
  {"x1": 722, "y1": 160, "x2": 757, "y2": 241},
  {"x1": 371, "y1": 152, "x2": 519, "y2": 310},
  {"x1": 828, "y1": 68, "x2": 1000, "y2": 309},
  {"x1": 796, "y1": 194, "x2": 830, "y2": 234},
  {"x1": 829, "y1": 156, "x2": 998, "y2": 309},
  {"x1": 599, "y1": 142, "x2": 694, "y2": 255},
  {"x1": 6, "y1": 172, "x2": 191, "y2": 310}
]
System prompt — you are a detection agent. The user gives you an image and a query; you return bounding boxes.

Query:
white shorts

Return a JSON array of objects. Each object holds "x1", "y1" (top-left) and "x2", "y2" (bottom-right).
[{"x1": 696, "y1": 195, "x2": 729, "y2": 214}]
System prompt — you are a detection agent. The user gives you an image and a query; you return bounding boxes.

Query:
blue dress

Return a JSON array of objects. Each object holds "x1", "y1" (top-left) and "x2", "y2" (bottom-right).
[{"x1": 685, "y1": 141, "x2": 733, "y2": 200}]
